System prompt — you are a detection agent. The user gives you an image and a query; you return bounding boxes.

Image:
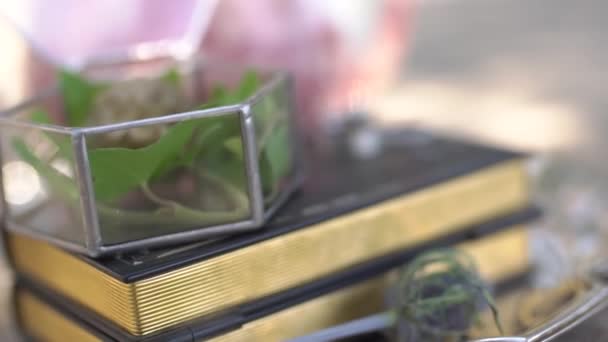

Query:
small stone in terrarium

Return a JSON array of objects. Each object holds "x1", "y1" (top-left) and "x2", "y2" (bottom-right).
[{"x1": 90, "y1": 76, "x2": 188, "y2": 148}]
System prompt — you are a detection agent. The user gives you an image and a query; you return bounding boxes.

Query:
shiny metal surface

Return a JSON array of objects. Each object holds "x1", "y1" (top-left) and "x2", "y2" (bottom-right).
[{"x1": 471, "y1": 280, "x2": 608, "y2": 342}]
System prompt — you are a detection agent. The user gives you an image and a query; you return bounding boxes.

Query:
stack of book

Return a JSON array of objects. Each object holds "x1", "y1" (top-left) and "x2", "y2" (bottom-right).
[{"x1": 4, "y1": 129, "x2": 539, "y2": 341}]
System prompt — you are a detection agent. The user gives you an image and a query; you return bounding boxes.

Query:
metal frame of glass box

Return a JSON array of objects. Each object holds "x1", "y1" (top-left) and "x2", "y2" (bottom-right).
[{"x1": 0, "y1": 60, "x2": 302, "y2": 257}]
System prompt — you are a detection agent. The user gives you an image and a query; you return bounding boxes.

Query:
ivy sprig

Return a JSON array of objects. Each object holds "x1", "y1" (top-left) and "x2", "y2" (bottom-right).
[{"x1": 13, "y1": 67, "x2": 292, "y2": 228}]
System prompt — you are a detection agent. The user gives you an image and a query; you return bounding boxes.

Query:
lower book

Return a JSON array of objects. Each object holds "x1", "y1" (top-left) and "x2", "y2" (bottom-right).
[
  {"x1": 15, "y1": 219, "x2": 535, "y2": 342},
  {"x1": 6, "y1": 129, "x2": 532, "y2": 337}
]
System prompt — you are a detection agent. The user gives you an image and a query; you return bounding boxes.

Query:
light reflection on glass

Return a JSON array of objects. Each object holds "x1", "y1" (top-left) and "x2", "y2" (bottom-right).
[
  {"x1": 51, "y1": 159, "x2": 74, "y2": 178},
  {"x1": 2, "y1": 160, "x2": 42, "y2": 205}
]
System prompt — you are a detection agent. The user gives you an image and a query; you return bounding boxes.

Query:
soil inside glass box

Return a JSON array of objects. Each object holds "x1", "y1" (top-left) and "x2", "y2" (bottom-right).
[{"x1": 9, "y1": 67, "x2": 293, "y2": 242}]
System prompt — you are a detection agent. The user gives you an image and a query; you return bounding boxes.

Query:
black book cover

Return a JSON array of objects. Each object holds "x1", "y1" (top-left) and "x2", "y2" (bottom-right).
[
  {"x1": 66, "y1": 129, "x2": 524, "y2": 282},
  {"x1": 15, "y1": 206, "x2": 539, "y2": 342}
]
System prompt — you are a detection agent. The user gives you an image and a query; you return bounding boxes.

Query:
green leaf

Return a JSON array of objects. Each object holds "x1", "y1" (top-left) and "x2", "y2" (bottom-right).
[
  {"x1": 223, "y1": 137, "x2": 244, "y2": 160},
  {"x1": 264, "y1": 126, "x2": 291, "y2": 182},
  {"x1": 30, "y1": 109, "x2": 51, "y2": 125},
  {"x1": 258, "y1": 127, "x2": 292, "y2": 199},
  {"x1": 89, "y1": 148, "x2": 156, "y2": 202},
  {"x1": 88, "y1": 119, "x2": 200, "y2": 201},
  {"x1": 254, "y1": 108, "x2": 291, "y2": 197},
  {"x1": 211, "y1": 160, "x2": 247, "y2": 193},
  {"x1": 254, "y1": 93, "x2": 278, "y2": 131},
  {"x1": 201, "y1": 147, "x2": 247, "y2": 192},
  {"x1": 259, "y1": 153, "x2": 274, "y2": 194},
  {"x1": 58, "y1": 69, "x2": 104, "y2": 126},
  {"x1": 200, "y1": 70, "x2": 259, "y2": 108},
  {"x1": 177, "y1": 115, "x2": 240, "y2": 170},
  {"x1": 236, "y1": 70, "x2": 260, "y2": 101},
  {"x1": 86, "y1": 69, "x2": 261, "y2": 202},
  {"x1": 198, "y1": 85, "x2": 230, "y2": 110},
  {"x1": 161, "y1": 67, "x2": 180, "y2": 85},
  {"x1": 210, "y1": 85, "x2": 229, "y2": 104}
]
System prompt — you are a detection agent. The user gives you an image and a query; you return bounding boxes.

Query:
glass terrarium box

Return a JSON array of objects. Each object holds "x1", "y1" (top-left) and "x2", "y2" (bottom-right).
[{"x1": 0, "y1": 57, "x2": 300, "y2": 257}]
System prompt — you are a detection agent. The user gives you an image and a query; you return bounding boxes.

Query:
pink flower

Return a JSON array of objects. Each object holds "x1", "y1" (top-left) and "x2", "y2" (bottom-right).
[{"x1": 9, "y1": 0, "x2": 413, "y2": 135}]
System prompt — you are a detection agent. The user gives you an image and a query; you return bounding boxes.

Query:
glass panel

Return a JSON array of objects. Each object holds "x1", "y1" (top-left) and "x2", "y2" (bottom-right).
[
  {"x1": 1, "y1": 62, "x2": 282, "y2": 249},
  {"x1": 87, "y1": 111, "x2": 252, "y2": 244},
  {"x1": 467, "y1": 278, "x2": 590, "y2": 340},
  {"x1": 0, "y1": 124, "x2": 86, "y2": 245},
  {"x1": 251, "y1": 76, "x2": 296, "y2": 207}
]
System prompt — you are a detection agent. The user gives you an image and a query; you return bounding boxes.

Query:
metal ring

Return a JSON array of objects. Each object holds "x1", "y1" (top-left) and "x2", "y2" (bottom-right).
[{"x1": 469, "y1": 281, "x2": 608, "y2": 342}]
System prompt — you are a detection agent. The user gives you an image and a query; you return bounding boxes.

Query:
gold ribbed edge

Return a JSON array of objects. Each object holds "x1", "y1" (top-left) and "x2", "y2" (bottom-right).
[
  {"x1": 208, "y1": 226, "x2": 530, "y2": 342},
  {"x1": 9, "y1": 236, "x2": 141, "y2": 332},
  {"x1": 459, "y1": 225, "x2": 529, "y2": 284},
  {"x1": 16, "y1": 226, "x2": 530, "y2": 342},
  {"x1": 9, "y1": 160, "x2": 529, "y2": 336},
  {"x1": 208, "y1": 277, "x2": 390, "y2": 342},
  {"x1": 17, "y1": 290, "x2": 101, "y2": 342}
]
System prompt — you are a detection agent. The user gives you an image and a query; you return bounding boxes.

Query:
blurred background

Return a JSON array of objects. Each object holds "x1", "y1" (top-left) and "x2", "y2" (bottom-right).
[{"x1": 0, "y1": 0, "x2": 607, "y2": 340}]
